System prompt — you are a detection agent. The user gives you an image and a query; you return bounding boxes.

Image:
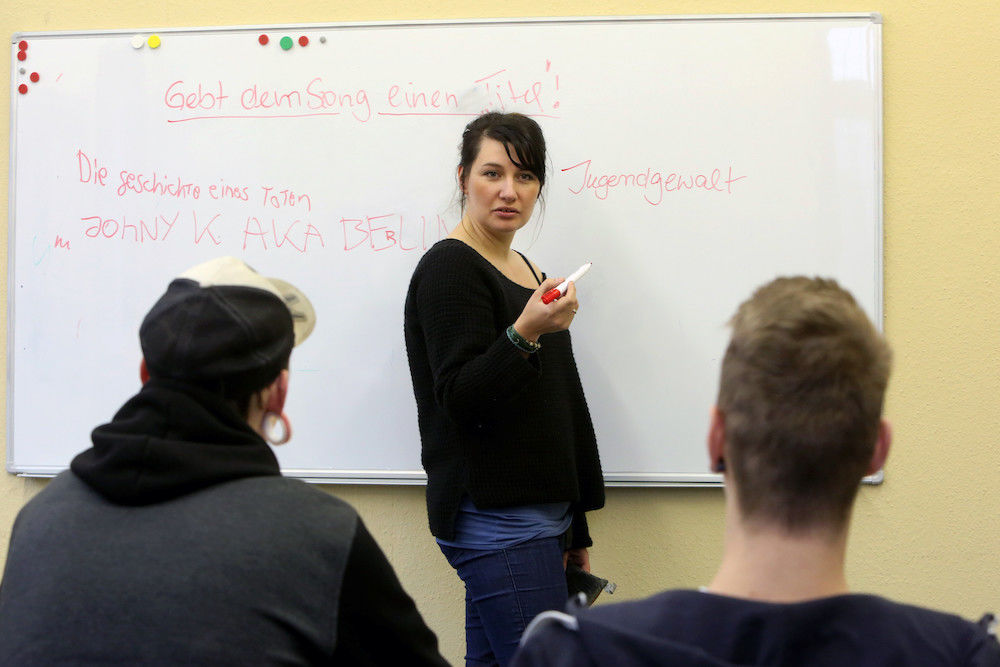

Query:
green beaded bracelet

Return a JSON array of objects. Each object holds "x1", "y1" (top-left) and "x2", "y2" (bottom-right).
[{"x1": 506, "y1": 324, "x2": 541, "y2": 353}]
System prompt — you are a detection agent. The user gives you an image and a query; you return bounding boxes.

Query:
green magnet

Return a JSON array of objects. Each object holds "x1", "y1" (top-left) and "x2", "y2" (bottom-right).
[{"x1": 280, "y1": 36, "x2": 293, "y2": 50}]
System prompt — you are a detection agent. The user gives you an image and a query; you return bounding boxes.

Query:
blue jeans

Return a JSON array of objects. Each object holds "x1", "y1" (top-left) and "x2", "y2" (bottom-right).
[{"x1": 440, "y1": 537, "x2": 568, "y2": 667}]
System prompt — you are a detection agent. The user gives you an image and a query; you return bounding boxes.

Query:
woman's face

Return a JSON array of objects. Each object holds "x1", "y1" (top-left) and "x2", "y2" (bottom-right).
[{"x1": 460, "y1": 137, "x2": 540, "y2": 238}]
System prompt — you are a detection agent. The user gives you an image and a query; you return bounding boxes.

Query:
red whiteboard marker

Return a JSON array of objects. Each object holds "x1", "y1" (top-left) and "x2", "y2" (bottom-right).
[{"x1": 542, "y1": 262, "x2": 592, "y2": 304}]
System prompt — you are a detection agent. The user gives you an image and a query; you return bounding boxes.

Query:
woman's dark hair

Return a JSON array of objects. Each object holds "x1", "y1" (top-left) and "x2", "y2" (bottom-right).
[{"x1": 458, "y1": 112, "x2": 547, "y2": 210}]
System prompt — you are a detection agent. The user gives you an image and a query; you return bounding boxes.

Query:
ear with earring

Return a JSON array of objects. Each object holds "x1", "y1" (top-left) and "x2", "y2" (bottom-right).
[
  {"x1": 261, "y1": 411, "x2": 291, "y2": 446},
  {"x1": 260, "y1": 372, "x2": 291, "y2": 446},
  {"x1": 713, "y1": 459, "x2": 726, "y2": 474}
]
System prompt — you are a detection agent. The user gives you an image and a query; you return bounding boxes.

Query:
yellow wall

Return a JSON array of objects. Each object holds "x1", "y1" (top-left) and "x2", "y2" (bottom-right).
[{"x1": 2, "y1": 2, "x2": 998, "y2": 664}]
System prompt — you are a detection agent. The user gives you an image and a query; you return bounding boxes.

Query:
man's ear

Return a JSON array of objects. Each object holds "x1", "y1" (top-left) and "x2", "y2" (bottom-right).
[
  {"x1": 708, "y1": 406, "x2": 727, "y2": 473},
  {"x1": 866, "y1": 418, "x2": 892, "y2": 476},
  {"x1": 265, "y1": 369, "x2": 290, "y2": 414},
  {"x1": 140, "y1": 358, "x2": 150, "y2": 385}
]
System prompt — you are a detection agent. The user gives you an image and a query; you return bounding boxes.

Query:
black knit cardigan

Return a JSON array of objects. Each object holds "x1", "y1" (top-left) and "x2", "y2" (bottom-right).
[{"x1": 404, "y1": 239, "x2": 605, "y2": 548}]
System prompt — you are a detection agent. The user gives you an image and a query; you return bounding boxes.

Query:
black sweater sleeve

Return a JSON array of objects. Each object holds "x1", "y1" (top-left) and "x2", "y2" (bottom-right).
[
  {"x1": 331, "y1": 519, "x2": 449, "y2": 666},
  {"x1": 569, "y1": 509, "x2": 593, "y2": 549}
]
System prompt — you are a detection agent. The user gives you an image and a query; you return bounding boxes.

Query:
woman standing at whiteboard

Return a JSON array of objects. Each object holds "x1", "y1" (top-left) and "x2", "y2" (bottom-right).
[{"x1": 405, "y1": 112, "x2": 605, "y2": 667}]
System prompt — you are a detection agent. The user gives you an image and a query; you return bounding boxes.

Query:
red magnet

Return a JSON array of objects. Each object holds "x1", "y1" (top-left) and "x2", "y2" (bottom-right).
[
  {"x1": 17, "y1": 51, "x2": 27, "y2": 61},
  {"x1": 18, "y1": 40, "x2": 28, "y2": 51},
  {"x1": 30, "y1": 72, "x2": 40, "y2": 83},
  {"x1": 18, "y1": 84, "x2": 28, "y2": 94},
  {"x1": 258, "y1": 34, "x2": 269, "y2": 45},
  {"x1": 298, "y1": 36, "x2": 309, "y2": 47}
]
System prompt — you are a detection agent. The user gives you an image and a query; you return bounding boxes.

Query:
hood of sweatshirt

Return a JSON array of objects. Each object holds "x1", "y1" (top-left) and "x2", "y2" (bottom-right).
[{"x1": 71, "y1": 378, "x2": 280, "y2": 505}]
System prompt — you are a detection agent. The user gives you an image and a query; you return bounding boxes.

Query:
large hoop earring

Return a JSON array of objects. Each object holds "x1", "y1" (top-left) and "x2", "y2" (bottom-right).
[{"x1": 261, "y1": 411, "x2": 291, "y2": 446}]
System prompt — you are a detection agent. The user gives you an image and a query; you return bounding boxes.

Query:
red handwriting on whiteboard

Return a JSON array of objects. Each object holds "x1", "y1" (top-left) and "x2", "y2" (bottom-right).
[
  {"x1": 560, "y1": 160, "x2": 747, "y2": 205},
  {"x1": 261, "y1": 187, "x2": 312, "y2": 212},
  {"x1": 164, "y1": 80, "x2": 228, "y2": 111},
  {"x1": 208, "y1": 181, "x2": 250, "y2": 201},
  {"x1": 117, "y1": 169, "x2": 201, "y2": 199},
  {"x1": 193, "y1": 212, "x2": 222, "y2": 245},
  {"x1": 303, "y1": 78, "x2": 371, "y2": 122},
  {"x1": 80, "y1": 212, "x2": 179, "y2": 242},
  {"x1": 77, "y1": 150, "x2": 108, "y2": 187},
  {"x1": 472, "y1": 62, "x2": 561, "y2": 117},
  {"x1": 242, "y1": 79, "x2": 371, "y2": 120},
  {"x1": 78, "y1": 151, "x2": 308, "y2": 212},
  {"x1": 164, "y1": 79, "x2": 371, "y2": 122},
  {"x1": 341, "y1": 213, "x2": 449, "y2": 252},
  {"x1": 242, "y1": 217, "x2": 325, "y2": 253},
  {"x1": 163, "y1": 63, "x2": 562, "y2": 123},
  {"x1": 386, "y1": 83, "x2": 459, "y2": 112}
]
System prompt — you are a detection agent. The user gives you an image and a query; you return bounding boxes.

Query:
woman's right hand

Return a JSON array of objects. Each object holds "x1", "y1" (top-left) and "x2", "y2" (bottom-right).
[{"x1": 511, "y1": 277, "x2": 579, "y2": 343}]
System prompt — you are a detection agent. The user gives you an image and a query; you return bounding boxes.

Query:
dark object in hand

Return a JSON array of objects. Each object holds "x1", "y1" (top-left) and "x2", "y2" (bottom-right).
[{"x1": 566, "y1": 563, "x2": 616, "y2": 607}]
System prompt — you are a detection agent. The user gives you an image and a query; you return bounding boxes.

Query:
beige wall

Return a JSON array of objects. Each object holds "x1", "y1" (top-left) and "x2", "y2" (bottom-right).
[{"x1": 2, "y1": 2, "x2": 998, "y2": 664}]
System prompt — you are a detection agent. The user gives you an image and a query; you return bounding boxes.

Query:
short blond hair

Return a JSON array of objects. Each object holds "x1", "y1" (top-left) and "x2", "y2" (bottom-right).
[{"x1": 717, "y1": 277, "x2": 891, "y2": 532}]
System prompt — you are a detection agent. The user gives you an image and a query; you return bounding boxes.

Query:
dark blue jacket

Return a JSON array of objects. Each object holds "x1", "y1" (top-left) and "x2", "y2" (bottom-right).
[{"x1": 513, "y1": 589, "x2": 1000, "y2": 666}]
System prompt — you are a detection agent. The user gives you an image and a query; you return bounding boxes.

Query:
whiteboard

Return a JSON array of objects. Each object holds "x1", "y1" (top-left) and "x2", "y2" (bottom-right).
[{"x1": 7, "y1": 14, "x2": 883, "y2": 485}]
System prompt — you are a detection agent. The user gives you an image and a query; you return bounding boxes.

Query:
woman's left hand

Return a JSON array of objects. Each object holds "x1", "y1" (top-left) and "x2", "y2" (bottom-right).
[
  {"x1": 563, "y1": 547, "x2": 590, "y2": 573},
  {"x1": 513, "y1": 278, "x2": 580, "y2": 343}
]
